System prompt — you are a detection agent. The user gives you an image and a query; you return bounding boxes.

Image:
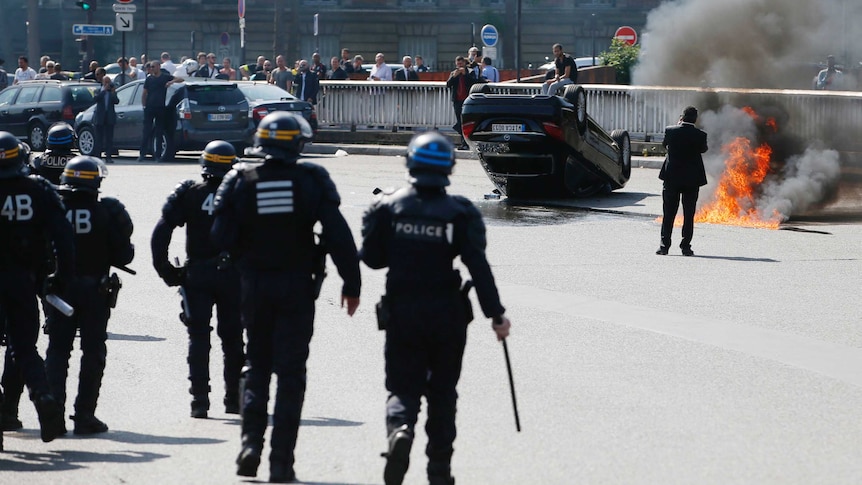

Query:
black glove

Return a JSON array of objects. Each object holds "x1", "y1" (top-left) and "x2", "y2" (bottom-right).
[
  {"x1": 42, "y1": 273, "x2": 63, "y2": 297},
  {"x1": 157, "y1": 264, "x2": 184, "y2": 287}
]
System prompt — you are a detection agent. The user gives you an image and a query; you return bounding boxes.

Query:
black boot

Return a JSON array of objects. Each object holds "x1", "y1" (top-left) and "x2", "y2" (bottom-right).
[
  {"x1": 382, "y1": 424, "x2": 414, "y2": 485},
  {"x1": 269, "y1": 461, "x2": 296, "y2": 483},
  {"x1": 34, "y1": 393, "x2": 64, "y2": 443},
  {"x1": 190, "y1": 396, "x2": 209, "y2": 419},
  {"x1": 224, "y1": 390, "x2": 240, "y2": 415},
  {"x1": 236, "y1": 436, "x2": 263, "y2": 477},
  {"x1": 71, "y1": 414, "x2": 108, "y2": 435},
  {"x1": 428, "y1": 461, "x2": 455, "y2": 485}
]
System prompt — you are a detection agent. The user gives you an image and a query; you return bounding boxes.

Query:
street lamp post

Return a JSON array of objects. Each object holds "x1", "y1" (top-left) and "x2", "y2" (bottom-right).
[{"x1": 591, "y1": 13, "x2": 596, "y2": 65}]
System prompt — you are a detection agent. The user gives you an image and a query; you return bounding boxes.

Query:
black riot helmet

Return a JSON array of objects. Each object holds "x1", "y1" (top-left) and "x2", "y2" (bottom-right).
[
  {"x1": 251, "y1": 112, "x2": 313, "y2": 162},
  {"x1": 60, "y1": 155, "x2": 107, "y2": 193},
  {"x1": 200, "y1": 140, "x2": 237, "y2": 179},
  {"x1": 46, "y1": 122, "x2": 76, "y2": 151},
  {"x1": 0, "y1": 131, "x2": 25, "y2": 179},
  {"x1": 405, "y1": 132, "x2": 455, "y2": 187}
]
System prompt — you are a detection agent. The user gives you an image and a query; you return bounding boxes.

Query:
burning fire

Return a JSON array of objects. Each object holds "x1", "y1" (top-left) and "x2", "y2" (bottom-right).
[
  {"x1": 663, "y1": 106, "x2": 782, "y2": 229},
  {"x1": 693, "y1": 137, "x2": 781, "y2": 229}
]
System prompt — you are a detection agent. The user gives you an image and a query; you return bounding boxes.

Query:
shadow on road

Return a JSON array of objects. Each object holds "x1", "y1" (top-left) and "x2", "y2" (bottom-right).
[
  {"x1": 300, "y1": 417, "x2": 364, "y2": 427},
  {"x1": 0, "y1": 449, "x2": 169, "y2": 471},
  {"x1": 96, "y1": 429, "x2": 226, "y2": 446},
  {"x1": 686, "y1": 255, "x2": 780, "y2": 262}
]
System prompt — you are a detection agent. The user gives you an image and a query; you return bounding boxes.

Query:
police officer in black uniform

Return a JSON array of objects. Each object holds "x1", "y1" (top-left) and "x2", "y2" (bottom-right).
[
  {"x1": 360, "y1": 132, "x2": 511, "y2": 485},
  {"x1": 212, "y1": 112, "x2": 361, "y2": 483},
  {"x1": 0, "y1": 130, "x2": 72, "y2": 444},
  {"x1": 151, "y1": 140, "x2": 244, "y2": 419},
  {"x1": 44, "y1": 155, "x2": 134, "y2": 435},
  {"x1": 31, "y1": 122, "x2": 77, "y2": 185}
]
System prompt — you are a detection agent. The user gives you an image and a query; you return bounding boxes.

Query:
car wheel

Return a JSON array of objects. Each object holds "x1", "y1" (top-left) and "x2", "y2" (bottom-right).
[
  {"x1": 610, "y1": 129, "x2": 632, "y2": 183},
  {"x1": 77, "y1": 126, "x2": 97, "y2": 156},
  {"x1": 28, "y1": 122, "x2": 47, "y2": 151},
  {"x1": 470, "y1": 84, "x2": 491, "y2": 95},
  {"x1": 152, "y1": 134, "x2": 176, "y2": 161},
  {"x1": 562, "y1": 85, "x2": 587, "y2": 135}
]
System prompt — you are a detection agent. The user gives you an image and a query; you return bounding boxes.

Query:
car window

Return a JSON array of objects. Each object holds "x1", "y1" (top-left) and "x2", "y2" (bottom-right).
[
  {"x1": 0, "y1": 88, "x2": 17, "y2": 107},
  {"x1": 186, "y1": 85, "x2": 247, "y2": 106},
  {"x1": 14, "y1": 86, "x2": 41, "y2": 104},
  {"x1": 39, "y1": 86, "x2": 62, "y2": 102},
  {"x1": 69, "y1": 85, "x2": 96, "y2": 108},
  {"x1": 239, "y1": 84, "x2": 296, "y2": 101},
  {"x1": 117, "y1": 84, "x2": 136, "y2": 106},
  {"x1": 133, "y1": 84, "x2": 144, "y2": 105}
]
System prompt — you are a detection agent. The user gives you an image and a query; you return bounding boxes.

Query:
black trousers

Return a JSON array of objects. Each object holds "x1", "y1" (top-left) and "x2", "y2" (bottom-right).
[
  {"x1": 0, "y1": 270, "x2": 52, "y2": 400},
  {"x1": 451, "y1": 100, "x2": 465, "y2": 142},
  {"x1": 45, "y1": 276, "x2": 110, "y2": 417},
  {"x1": 1, "y1": 346, "x2": 25, "y2": 418},
  {"x1": 140, "y1": 107, "x2": 166, "y2": 157},
  {"x1": 94, "y1": 122, "x2": 115, "y2": 159},
  {"x1": 184, "y1": 261, "x2": 243, "y2": 401},
  {"x1": 240, "y1": 270, "x2": 315, "y2": 466},
  {"x1": 661, "y1": 183, "x2": 699, "y2": 250},
  {"x1": 385, "y1": 292, "x2": 468, "y2": 467}
]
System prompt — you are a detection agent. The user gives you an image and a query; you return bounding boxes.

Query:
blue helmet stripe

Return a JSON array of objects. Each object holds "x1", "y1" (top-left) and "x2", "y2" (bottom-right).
[
  {"x1": 49, "y1": 134, "x2": 74, "y2": 143},
  {"x1": 412, "y1": 145, "x2": 452, "y2": 166}
]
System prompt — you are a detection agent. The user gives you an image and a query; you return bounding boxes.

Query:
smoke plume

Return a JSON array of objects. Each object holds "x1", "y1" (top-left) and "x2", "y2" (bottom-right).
[{"x1": 633, "y1": 0, "x2": 862, "y2": 89}]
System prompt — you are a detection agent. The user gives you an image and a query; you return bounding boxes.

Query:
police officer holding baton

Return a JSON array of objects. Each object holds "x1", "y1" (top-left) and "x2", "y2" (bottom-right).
[
  {"x1": 212, "y1": 112, "x2": 361, "y2": 483},
  {"x1": 360, "y1": 132, "x2": 511, "y2": 485},
  {"x1": 0, "y1": 131, "x2": 72, "y2": 444}
]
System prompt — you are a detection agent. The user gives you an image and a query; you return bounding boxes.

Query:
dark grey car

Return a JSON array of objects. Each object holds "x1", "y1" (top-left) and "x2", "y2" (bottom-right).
[{"x1": 74, "y1": 78, "x2": 251, "y2": 159}]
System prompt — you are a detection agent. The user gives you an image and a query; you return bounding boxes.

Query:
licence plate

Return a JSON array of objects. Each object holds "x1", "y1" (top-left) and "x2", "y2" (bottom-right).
[
  {"x1": 208, "y1": 113, "x2": 233, "y2": 121},
  {"x1": 476, "y1": 142, "x2": 510, "y2": 154},
  {"x1": 492, "y1": 123, "x2": 525, "y2": 133}
]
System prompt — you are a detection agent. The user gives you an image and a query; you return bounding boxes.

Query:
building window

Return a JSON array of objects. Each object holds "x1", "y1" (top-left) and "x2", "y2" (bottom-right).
[
  {"x1": 302, "y1": 0, "x2": 339, "y2": 6},
  {"x1": 400, "y1": 0, "x2": 438, "y2": 5}
]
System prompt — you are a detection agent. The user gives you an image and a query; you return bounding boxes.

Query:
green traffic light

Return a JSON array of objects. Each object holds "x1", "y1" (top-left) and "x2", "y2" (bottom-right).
[{"x1": 76, "y1": 1, "x2": 93, "y2": 10}]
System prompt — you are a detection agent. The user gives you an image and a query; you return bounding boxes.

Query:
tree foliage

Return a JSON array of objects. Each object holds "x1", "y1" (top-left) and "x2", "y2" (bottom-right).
[{"x1": 601, "y1": 38, "x2": 641, "y2": 85}]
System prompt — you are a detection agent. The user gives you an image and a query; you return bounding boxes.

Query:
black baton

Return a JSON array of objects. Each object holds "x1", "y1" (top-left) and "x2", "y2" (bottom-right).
[{"x1": 502, "y1": 338, "x2": 521, "y2": 432}]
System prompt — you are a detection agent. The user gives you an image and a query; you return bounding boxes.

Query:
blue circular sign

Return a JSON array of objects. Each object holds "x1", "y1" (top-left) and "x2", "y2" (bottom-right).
[{"x1": 481, "y1": 24, "x2": 498, "y2": 48}]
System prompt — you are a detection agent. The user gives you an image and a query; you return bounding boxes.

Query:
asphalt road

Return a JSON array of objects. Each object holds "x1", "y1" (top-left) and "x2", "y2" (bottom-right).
[{"x1": 1, "y1": 148, "x2": 860, "y2": 484}]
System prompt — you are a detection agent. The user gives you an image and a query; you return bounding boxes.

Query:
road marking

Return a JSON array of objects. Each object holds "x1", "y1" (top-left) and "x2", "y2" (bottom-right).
[{"x1": 502, "y1": 283, "x2": 862, "y2": 388}]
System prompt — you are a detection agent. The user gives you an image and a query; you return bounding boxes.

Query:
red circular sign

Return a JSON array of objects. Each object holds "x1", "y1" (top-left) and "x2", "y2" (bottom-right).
[
  {"x1": 238, "y1": 0, "x2": 245, "y2": 18},
  {"x1": 614, "y1": 26, "x2": 637, "y2": 45},
  {"x1": 116, "y1": 0, "x2": 134, "y2": 3}
]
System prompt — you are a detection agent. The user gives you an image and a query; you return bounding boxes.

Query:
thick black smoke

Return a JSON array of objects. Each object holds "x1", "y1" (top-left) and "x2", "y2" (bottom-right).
[{"x1": 633, "y1": 0, "x2": 862, "y2": 89}]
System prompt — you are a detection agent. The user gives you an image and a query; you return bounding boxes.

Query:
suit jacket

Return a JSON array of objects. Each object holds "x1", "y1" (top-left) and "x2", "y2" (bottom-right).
[
  {"x1": 659, "y1": 122, "x2": 708, "y2": 188},
  {"x1": 292, "y1": 71, "x2": 320, "y2": 105},
  {"x1": 446, "y1": 69, "x2": 478, "y2": 102},
  {"x1": 93, "y1": 84, "x2": 119, "y2": 126},
  {"x1": 194, "y1": 64, "x2": 220, "y2": 78},
  {"x1": 394, "y1": 67, "x2": 419, "y2": 81}
]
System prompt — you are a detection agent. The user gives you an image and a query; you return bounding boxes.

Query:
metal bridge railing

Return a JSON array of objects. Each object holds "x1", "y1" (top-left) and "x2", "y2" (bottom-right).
[{"x1": 318, "y1": 81, "x2": 862, "y2": 152}]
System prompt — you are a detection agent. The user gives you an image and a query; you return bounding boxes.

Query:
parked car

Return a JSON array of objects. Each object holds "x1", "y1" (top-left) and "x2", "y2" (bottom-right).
[
  {"x1": 235, "y1": 81, "x2": 318, "y2": 138},
  {"x1": 461, "y1": 83, "x2": 631, "y2": 198},
  {"x1": 0, "y1": 80, "x2": 99, "y2": 150},
  {"x1": 538, "y1": 56, "x2": 604, "y2": 72},
  {"x1": 74, "y1": 78, "x2": 251, "y2": 159}
]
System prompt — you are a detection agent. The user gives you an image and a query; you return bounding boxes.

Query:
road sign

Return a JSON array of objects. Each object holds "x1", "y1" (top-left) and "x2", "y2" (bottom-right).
[
  {"x1": 116, "y1": 13, "x2": 133, "y2": 32},
  {"x1": 116, "y1": 0, "x2": 134, "y2": 3},
  {"x1": 72, "y1": 24, "x2": 114, "y2": 36},
  {"x1": 113, "y1": 3, "x2": 136, "y2": 12},
  {"x1": 614, "y1": 26, "x2": 637, "y2": 45},
  {"x1": 481, "y1": 24, "x2": 498, "y2": 48},
  {"x1": 238, "y1": 0, "x2": 245, "y2": 18}
]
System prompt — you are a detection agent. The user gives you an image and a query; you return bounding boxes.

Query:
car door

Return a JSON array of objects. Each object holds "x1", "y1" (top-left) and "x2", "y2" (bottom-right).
[
  {"x1": 37, "y1": 85, "x2": 63, "y2": 126},
  {"x1": 0, "y1": 87, "x2": 20, "y2": 134},
  {"x1": 112, "y1": 83, "x2": 142, "y2": 147},
  {"x1": 7, "y1": 85, "x2": 41, "y2": 137}
]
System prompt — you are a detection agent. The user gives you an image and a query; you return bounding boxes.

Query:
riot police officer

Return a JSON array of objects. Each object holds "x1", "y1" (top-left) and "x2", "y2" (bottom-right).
[
  {"x1": 151, "y1": 140, "x2": 244, "y2": 419},
  {"x1": 212, "y1": 112, "x2": 361, "y2": 483},
  {"x1": 360, "y1": 132, "x2": 511, "y2": 485},
  {"x1": 31, "y1": 122, "x2": 77, "y2": 185},
  {"x1": 0, "y1": 130, "x2": 73, "y2": 444},
  {"x1": 44, "y1": 155, "x2": 134, "y2": 435}
]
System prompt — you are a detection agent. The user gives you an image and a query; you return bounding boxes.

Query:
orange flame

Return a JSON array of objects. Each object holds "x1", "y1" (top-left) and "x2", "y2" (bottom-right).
[{"x1": 693, "y1": 137, "x2": 781, "y2": 229}]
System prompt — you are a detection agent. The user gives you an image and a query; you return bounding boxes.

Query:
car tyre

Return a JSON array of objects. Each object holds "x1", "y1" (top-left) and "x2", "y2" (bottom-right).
[
  {"x1": 77, "y1": 126, "x2": 97, "y2": 156},
  {"x1": 562, "y1": 85, "x2": 587, "y2": 135},
  {"x1": 28, "y1": 122, "x2": 47, "y2": 152},
  {"x1": 152, "y1": 134, "x2": 176, "y2": 161},
  {"x1": 470, "y1": 84, "x2": 491, "y2": 95},
  {"x1": 610, "y1": 129, "x2": 632, "y2": 184}
]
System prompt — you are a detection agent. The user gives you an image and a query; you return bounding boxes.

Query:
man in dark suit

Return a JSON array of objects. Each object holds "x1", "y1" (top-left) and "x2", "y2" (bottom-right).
[
  {"x1": 657, "y1": 106, "x2": 708, "y2": 256},
  {"x1": 292, "y1": 60, "x2": 320, "y2": 105},
  {"x1": 93, "y1": 68, "x2": 119, "y2": 163},
  {"x1": 394, "y1": 56, "x2": 419, "y2": 81}
]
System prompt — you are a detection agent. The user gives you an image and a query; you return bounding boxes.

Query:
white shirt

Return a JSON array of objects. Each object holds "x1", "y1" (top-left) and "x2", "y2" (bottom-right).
[
  {"x1": 370, "y1": 62, "x2": 392, "y2": 81},
  {"x1": 161, "y1": 60, "x2": 176, "y2": 74},
  {"x1": 13, "y1": 67, "x2": 36, "y2": 84}
]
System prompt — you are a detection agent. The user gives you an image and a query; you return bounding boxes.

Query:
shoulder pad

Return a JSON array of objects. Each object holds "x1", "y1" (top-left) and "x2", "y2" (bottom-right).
[
  {"x1": 451, "y1": 195, "x2": 479, "y2": 214},
  {"x1": 102, "y1": 197, "x2": 134, "y2": 238},
  {"x1": 213, "y1": 168, "x2": 242, "y2": 213},
  {"x1": 169, "y1": 179, "x2": 197, "y2": 200},
  {"x1": 161, "y1": 179, "x2": 196, "y2": 222},
  {"x1": 300, "y1": 162, "x2": 340, "y2": 205},
  {"x1": 28, "y1": 174, "x2": 65, "y2": 210}
]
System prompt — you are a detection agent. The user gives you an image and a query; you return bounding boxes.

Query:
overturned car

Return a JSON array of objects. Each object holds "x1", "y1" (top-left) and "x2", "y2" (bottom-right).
[{"x1": 461, "y1": 84, "x2": 631, "y2": 198}]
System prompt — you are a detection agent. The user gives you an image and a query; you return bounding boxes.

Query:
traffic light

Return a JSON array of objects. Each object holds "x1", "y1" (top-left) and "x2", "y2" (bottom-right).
[{"x1": 75, "y1": 1, "x2": 95, "y2": 11}]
